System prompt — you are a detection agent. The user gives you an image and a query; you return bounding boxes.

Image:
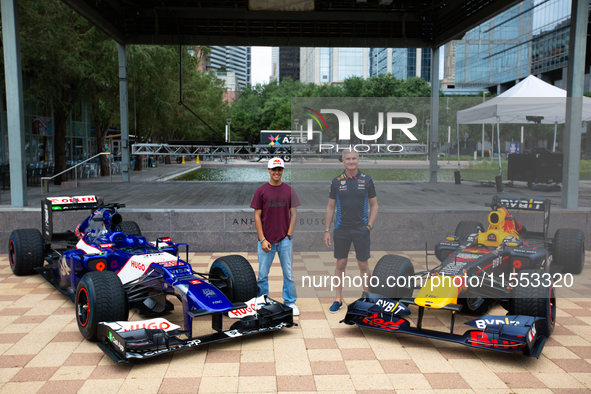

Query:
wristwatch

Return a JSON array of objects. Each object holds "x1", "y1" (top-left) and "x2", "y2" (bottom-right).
[
  {"x1": 367, "y1": 224, "x2": 373, "y2": 230},
  {"x1": 287, "y1": 234, "x2": 292, "y2": 240}
]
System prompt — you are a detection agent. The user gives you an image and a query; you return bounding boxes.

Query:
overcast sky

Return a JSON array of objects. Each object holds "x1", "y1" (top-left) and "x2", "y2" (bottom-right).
[
  {"x1": 251, "y1": 46, "x2": 272, "y2": 85},
  {"x1": 250, "y1": 46, "x2": 445, "y2": 86}
]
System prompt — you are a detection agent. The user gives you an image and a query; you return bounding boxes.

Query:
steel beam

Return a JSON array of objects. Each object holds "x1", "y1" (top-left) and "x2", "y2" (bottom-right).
[
  {"x1": 561, "y1": 0, "x2": 588, "y2": 209},
  {"x1": 132, "y1": 143, "x2": 428, "y2": 157},
  {"x1": 430, "y1": 46, "x2": 440, "y2": 183},
  {"x1": 1, "y1": 0, "x2": 27, "y2": 206},
  {"x1": 119, "y1": 44, "x2": 130, "y2": 182}
]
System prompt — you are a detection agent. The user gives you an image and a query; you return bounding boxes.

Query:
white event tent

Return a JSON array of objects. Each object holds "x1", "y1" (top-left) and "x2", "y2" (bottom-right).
[
  {"x1": 455, "y1": 75, "x2": 591, "y2": 173},
  {"x1": 457, "y1": 75, "x2": 591, "y2": 125}
]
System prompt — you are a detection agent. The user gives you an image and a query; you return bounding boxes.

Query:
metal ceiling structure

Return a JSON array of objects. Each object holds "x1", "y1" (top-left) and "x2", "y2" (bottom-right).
[
  {"x1": 2, "y1": 0, "x2": 588, "y2": 209},
  {"x1": 61, "y1": 0, "x2": 521, "y2": 48}
]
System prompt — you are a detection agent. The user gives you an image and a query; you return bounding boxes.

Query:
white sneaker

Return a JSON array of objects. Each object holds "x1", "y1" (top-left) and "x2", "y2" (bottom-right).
[{"x1": 287, "y1": 303, "x2": 300, "y2": 316}]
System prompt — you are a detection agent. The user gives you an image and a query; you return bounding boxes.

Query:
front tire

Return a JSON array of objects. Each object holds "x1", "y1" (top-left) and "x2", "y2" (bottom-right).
[
  {"x1": 457, "y1": 291, "x2": 494, "y2": 315},
  {"x1": 9, "y1": 229, "x2": 44, "y2": 276},
  {"x1": 76, "y1": 271, "x2": 128, "y2": 341},
  {"x1": 209, "y1": 255, "x2": 257, "y2": 303},
  {"x1": 553, "y1": 228, "x2": 585, "y2": 274},
  {"x1": 370, "y1": 255, "x2": 415, "y2": 299},
  {"x1": 509, "y1": 269, "x2": 556, "y2": 336}
]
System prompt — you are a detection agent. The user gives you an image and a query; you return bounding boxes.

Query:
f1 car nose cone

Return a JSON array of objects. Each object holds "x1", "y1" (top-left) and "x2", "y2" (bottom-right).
[{"x1": 415, "y1": 275, "x2": 464, "y2": 309}]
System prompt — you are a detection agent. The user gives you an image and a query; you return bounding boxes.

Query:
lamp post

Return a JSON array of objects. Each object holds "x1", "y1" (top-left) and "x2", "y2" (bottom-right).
[
  {"x1": 295, "y1": 118, "x2": 300, "y2": 140},
  {"x1": 360, "y1": 119, "x2": 365, "y2": 159},
  {"x1": 226, "y1": 118, "x2": 232, "y2": 142},
  {"x1": 426, "y1": 119, "x2": 431, "y2": 161}
]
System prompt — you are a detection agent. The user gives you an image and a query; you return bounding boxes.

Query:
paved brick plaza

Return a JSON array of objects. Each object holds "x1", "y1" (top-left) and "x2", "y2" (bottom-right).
[{"x1": 1, "y1": 250, "x2": 591, "y2": 393}]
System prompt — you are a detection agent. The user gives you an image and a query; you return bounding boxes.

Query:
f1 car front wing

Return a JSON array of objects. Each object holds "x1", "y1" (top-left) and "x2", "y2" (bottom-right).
[
  {"x1": 97, "y1": 301, "x2": 295, "y2": 363},
  {"x1": 340, "y1": 293, "x2": 548, "y2": 358}
]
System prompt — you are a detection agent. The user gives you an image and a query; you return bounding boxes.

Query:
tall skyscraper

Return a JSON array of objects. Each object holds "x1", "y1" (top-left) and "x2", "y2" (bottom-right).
[
  {"x1": 207, "y1": 46, "x2": 251, "y2": 88},
  {"x1": 300, "y1": 48, "x2": 368, "y2": 84},
  {"x1": 300, "y1": 47, "x2": 431, "y2": 84},
  {"x1": 279, "y1": 48, "x2": 300, "y2": 82},
  {"x1": 450, "y1": 0, "x2": 590, "y2": 93}
]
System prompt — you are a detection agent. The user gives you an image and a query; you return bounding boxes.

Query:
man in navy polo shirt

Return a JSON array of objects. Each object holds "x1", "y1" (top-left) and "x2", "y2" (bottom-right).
[{"x1": 324, "y1": 151, "x2": 378, "y2": 313}]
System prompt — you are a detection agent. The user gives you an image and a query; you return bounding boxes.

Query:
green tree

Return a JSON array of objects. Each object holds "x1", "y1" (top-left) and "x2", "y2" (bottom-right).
[
  {"x1": 85, "y1": 34, "x2": 119, "y2": 177},
  {"x1": 129, "y1": 45, "x2": 229, "y2": 167},
  {"x1": 15, "y1": 0, "x2": 95, "y2": 184}
]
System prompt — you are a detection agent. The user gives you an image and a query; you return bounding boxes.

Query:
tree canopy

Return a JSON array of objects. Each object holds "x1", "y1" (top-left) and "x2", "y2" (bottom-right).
[
  {"x1": 1, "y1": 0, "x2": 230, "y2": 179},
  {"x1": 229, "y1": 75, "x2": 435, "y2": 143}
]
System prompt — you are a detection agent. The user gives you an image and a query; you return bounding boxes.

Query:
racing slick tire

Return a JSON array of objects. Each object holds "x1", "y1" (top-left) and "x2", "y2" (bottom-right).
[
  {"x1": 8, "y1": 229, "x2": 44, "y2": 276},
  {"x1": 371, "y1": 255, "x2": 415, "y2": 299},
  {"x1": 553, "y1": 228, "x2": 585, "y2": 275},
  {"x1": 209, "y1": 255, "x2": 257, "y2": 303},
  {"x1": 454, "y1": 221, "x2": 484, "y2": 244},
  {"x1": 509, "y1": 269, "x2": 556, "y2": 336},
  {"x1": 76, "y1": 271, "x2": 128, "y2": 342},
  {"x1": 118, "y1": 221, "x2": 142, "y2": 236}
]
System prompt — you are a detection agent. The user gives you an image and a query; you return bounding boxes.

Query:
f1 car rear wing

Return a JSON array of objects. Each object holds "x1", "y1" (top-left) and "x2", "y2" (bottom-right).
[
  {"x1": 42, "y1": 196, "x2": 103, "y2": 241},
  {"x1": 492, "y1": 195, "x2": 551, "y2": 241}
]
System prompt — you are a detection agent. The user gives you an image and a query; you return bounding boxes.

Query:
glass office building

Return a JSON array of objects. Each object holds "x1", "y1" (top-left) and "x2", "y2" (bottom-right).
[
  {"x1": 272, "y1": 47, "x2": 301, "y2": 82},
  {"x1": 207, "y1": 46, "x2": 251, "y2": 88},
  {"x1": 301, "y1": 47, "x2": 431, "y2": 84},
  {"x1": 452, "y1": 0, "x2": 586, "y2": 93},
  {"x1": 301, "y1": 47, "x2": 369, "y2": 84}
]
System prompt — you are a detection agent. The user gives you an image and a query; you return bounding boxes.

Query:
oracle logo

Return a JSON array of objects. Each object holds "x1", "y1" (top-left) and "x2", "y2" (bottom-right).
[{"x1": 49, "y1": 195, "x2": 96, "y2": 204}]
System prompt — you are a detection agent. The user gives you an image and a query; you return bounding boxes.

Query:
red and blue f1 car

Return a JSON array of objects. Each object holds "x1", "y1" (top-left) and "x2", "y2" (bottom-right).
[
  {"x1": 9, "y1": 195, "x2": 295, "y2": 363},
  {"x1": 342, "y1": 195, "x2": 585, "y2": 358}
]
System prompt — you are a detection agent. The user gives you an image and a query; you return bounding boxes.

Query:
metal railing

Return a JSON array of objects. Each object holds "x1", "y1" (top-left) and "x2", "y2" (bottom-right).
[{"x1": 41, "y1": 152, "x2": 111, "y2": 193}]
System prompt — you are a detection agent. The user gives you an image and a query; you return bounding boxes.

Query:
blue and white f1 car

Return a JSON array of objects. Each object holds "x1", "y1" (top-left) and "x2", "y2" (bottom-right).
[{"x1": 9, "y1": 195, "x2": 295, "y2": 363}]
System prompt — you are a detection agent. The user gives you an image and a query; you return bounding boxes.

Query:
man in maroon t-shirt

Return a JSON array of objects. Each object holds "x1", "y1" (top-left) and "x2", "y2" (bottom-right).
[{"x1": 250, "y1": 157, "x2": 301, "y2": 315}]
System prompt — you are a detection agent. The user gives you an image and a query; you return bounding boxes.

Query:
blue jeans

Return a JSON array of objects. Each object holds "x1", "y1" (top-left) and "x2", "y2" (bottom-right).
[{"x1": 257, "y1": 237, "x2": 297, "y2": 304}]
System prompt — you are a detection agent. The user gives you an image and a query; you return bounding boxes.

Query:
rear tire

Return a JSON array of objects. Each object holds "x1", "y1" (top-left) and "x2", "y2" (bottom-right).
[
  {"x1": 76, "y1": 271, "x2": 128, "y2": 341},
  {"x1": 209, "y1": 255, "x2": 257, "y2": 303},
  {"x1": 509, "y1": 269, "x2": 556, "y2": 336},
  {"x1": 8, "y1": 229, "x2": 44, "y2": 276},
  {"x1": 553, "y1": 228, "x2": 585, "y2": 274},
  {"x1": 118, "y1": 221, "x2": 142, "y2": 236},
  {"x1": 370, "y1": 255, "x2": 414, "y2": 299},
  {"x1": 455, "y1": 221, "x2": 484, "y2": 244}
]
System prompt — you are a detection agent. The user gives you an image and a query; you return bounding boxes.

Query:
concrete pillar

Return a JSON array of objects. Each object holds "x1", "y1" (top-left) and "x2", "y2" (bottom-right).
[
  {"x1": 314, "y1": 48, "x2": 321, "y2": 84},
  {"x1": 362, "y1": 48, "x2": 369, "y2": 79},
  {"x1": 387, "y1": 48, "x2": 392, "y2": 73},
  {"x1": 332, "y1": 48, "x2": 339, "y2": 82},
  {"x1": 1, "y1": 0, "x2": 27, "y2": 206},
  {"x1": 430, "y1": 46, "x2": 440, "y2": 183},
  {"x1": 562, "y1": 0, "x2": 588, "y2": 208},
  {"x1": 118, "y1": 44, "x2": 130, "y2": 182}
]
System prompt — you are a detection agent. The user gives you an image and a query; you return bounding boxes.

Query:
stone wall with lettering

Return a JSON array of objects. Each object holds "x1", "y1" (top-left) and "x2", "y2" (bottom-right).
[{"x1": 0, "y1": 208, "x2": 589, "y2": 254}]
